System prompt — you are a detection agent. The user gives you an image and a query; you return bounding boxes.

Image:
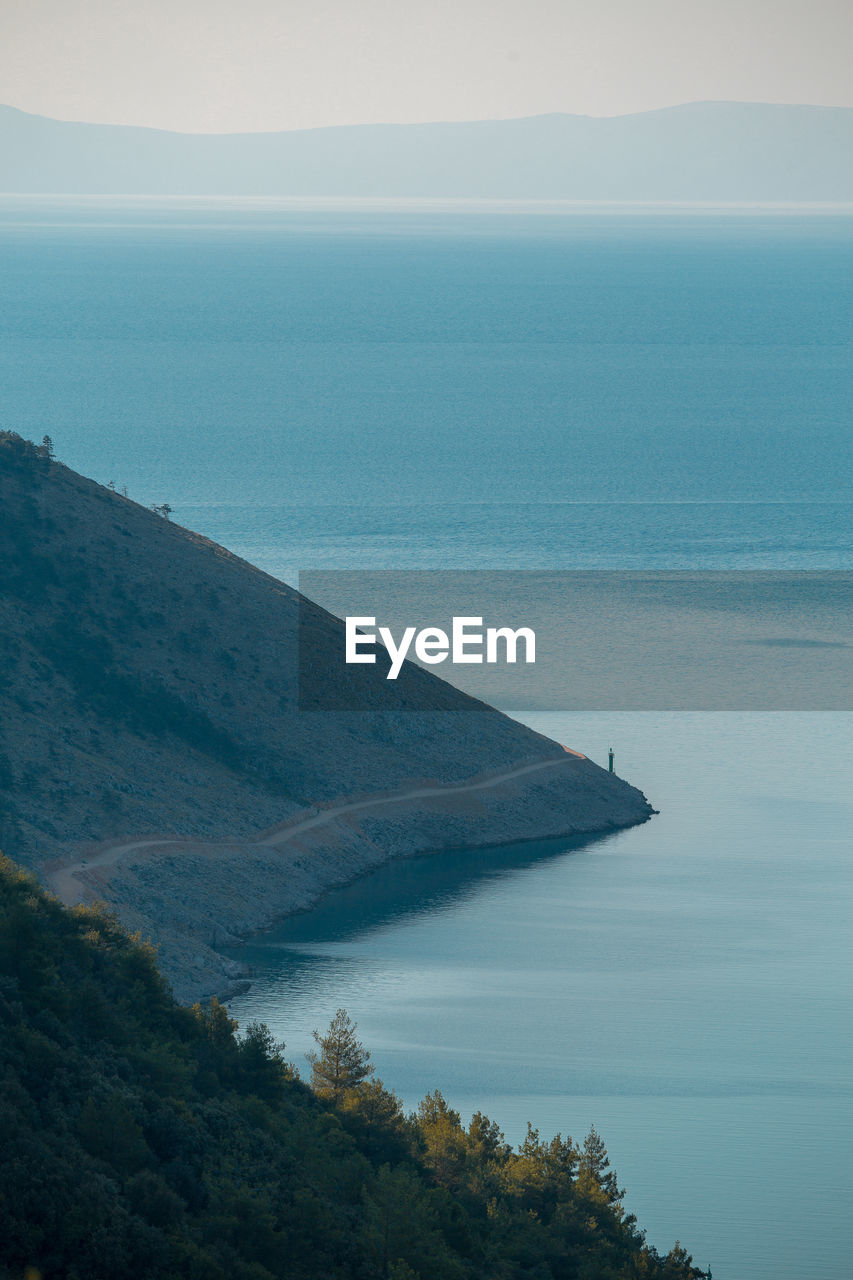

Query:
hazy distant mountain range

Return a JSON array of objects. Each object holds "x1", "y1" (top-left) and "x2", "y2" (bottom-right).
[{"x1": 1, "y1": 100, "x2": 852, "y2": 201}]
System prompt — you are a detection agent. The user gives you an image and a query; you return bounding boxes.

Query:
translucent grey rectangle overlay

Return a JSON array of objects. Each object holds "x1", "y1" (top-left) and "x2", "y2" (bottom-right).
[{"x1": 297, "y1": 571, "x2": 852, "y2": 711}]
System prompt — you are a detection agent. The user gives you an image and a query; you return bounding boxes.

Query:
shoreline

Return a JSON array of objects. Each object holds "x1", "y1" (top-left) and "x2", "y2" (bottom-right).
[
  {"x1": 41, "y1": 754, "x2": 654, "y2": 1003},
  {"x1": 217, "y1": 818, "x2": 653, "y2": 1003}
]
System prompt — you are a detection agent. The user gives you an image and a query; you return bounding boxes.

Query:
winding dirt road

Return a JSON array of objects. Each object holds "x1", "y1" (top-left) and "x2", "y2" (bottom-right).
[{"x1": 46, "y1": 751, "x2": 585, "y2": 907}]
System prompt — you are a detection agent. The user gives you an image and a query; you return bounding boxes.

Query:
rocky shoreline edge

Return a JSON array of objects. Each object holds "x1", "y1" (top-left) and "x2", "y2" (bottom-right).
[{"x1": 43, "y1": 755, "x2": 653, "y2": 1004}]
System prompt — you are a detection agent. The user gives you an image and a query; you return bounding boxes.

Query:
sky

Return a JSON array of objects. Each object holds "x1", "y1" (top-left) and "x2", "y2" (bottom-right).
[{"x1": 1, "y1": 0, "x2": 852, "y2": 134}]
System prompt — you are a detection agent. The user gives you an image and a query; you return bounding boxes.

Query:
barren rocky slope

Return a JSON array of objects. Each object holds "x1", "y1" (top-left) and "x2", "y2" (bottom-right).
[{"x1": 0, "y1": 434, "x2": 653, "y2": 999}]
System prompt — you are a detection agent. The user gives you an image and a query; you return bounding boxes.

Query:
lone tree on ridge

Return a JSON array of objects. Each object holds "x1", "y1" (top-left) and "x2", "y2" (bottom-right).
[{"x1": 308, "y1": 1008, "x2": 373, "y2": 1101}]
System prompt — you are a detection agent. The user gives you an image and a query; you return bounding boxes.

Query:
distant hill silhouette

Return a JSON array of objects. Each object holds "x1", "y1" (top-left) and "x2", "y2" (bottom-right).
[{"x1": 2, "y1": 100, "x2": 852, "y2": 201}]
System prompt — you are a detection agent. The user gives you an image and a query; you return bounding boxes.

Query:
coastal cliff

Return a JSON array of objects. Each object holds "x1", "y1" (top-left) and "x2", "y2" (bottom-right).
[{"x1": 0, "y1": 433, "x2": 652, "y2": 1000}]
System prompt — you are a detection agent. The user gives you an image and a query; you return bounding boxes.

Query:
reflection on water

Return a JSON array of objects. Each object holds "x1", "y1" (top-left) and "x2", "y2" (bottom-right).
[{"x1": 227, "y1": 828, "x2": 615, "y2": 968}]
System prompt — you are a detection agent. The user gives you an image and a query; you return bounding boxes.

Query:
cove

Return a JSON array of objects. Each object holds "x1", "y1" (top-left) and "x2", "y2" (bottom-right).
[{"x1": 227, "y1": 711, "x2": 853, "y2": 1280}]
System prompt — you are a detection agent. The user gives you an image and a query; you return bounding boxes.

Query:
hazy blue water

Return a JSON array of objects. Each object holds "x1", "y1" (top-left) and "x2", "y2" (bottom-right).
[
  {"x1": 1, "y1": 202, "x2": 852, "y2": 527},
  {"x1": 2, "y1": 200, "x2": 850, "y2": 580},
  {"x1": 3, "y1": 201, "x2": 852, "y2": 1277}
]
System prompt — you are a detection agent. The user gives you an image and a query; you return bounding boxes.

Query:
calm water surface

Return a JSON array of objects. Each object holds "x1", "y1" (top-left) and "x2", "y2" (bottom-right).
[{"x1": 228, "y1": 712, "x2": 853, "y2": 1280}]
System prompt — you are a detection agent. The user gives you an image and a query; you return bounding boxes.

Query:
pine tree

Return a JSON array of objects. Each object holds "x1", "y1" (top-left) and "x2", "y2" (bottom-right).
[
  {"x1": 578, "y1": 1123, "x2": 625, "y2": 1204},
  {"x1": 415, "y1": 1090, "x2": 469, "y2": 1192},
  {"x1": 307, "y1": 1008, "x2": 372, "y2": 1101}
]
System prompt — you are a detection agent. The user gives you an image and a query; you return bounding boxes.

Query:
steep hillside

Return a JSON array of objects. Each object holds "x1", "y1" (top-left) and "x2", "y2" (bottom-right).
[
  {"x1": 0, "y1": 856, "x2": 703, "y2": 1280},
  {"x1": 0, "y1": 433, "x2": 652, "y2": 997}
]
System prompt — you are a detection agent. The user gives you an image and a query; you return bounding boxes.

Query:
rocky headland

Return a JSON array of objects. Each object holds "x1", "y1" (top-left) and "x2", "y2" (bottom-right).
[{"x1": 0, "y1": 433, "x2": 653, "y2": 1000}]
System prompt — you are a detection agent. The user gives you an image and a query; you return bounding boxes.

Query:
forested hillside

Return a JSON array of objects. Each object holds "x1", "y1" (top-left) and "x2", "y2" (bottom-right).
[{"x1": 0, "y1": 856, "x2": 703, "y2": 1280}]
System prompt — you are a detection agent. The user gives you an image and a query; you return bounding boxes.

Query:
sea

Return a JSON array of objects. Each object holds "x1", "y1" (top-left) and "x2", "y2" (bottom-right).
[{"x1": 2, "y1": 197, "x2": 851, "y2": 1278}]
